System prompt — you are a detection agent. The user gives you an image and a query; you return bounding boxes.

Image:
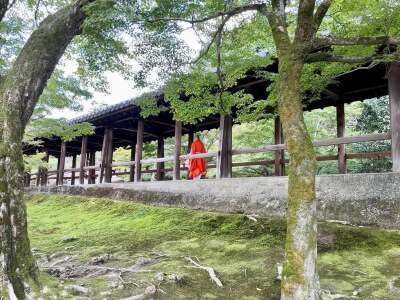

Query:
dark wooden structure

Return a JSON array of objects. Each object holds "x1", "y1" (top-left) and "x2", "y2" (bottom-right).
[{"x1": 23, "y1": 62, "x2": 398, "y2": 186}]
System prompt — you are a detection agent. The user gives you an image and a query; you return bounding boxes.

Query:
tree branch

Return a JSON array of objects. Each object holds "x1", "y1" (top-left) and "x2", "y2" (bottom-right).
[
  {"x1": 0, "y1": 0, "x2": 9, "y2": 23},
  {"x1": 1, "y1": 0, "x2": 95, "y2": 127},
  {"x1": 313, "y1": 0, "x2": 332, "y2": 33},
  {"x1": 295, "y1": 0, "x2": 316, "y2": 44},
  {"x1": 312, "y1": 36, "x2": 399, "y2": 49},
  {"x1": 149, "y1": 3, "x2": 266, "y2": 25},
  {"x1": 305, "y1": 52, "x2": 375, "y2": 63},
  {"x1": 193, "y1": 14, "x2": 231, "y2": 64}
]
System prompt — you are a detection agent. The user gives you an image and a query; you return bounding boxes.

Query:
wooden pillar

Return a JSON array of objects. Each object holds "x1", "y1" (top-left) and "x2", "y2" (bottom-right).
[
  {"x1": 129, "y1": 143, "x2": 136, "y2": 182},
  {"x1": 71, "y1": 154, "x2": 77, "y2": 185},
  {"x1": 336, "y1": 103, "x2": 347, "y2": 173},
  {"x1": 217, "y1": 115, "x2": 233, "y2": 178},
  {"x1": 104, "y1": 129, "x2": 113, "y2": 183},
  {"x1": 40, "y1": 151, "x2": 49, "y2": 186},
  {"x1": 36, "y1": 168, "x2": 41, "y2": 187},
  {"x1": 156, "y1": 137, "x2": 165, "y2": 180},
  {"x1": 173, "y1": 121, "x2": 182, "y2": 180},
  {"x1": 88, "y1": 151, "x2": 96, "y2": 184},
  {"x1": 100, "y1": 128, "x2": 109, "y2": 183},
  {"x1": 25, "y1": 173, "x2": 31, "y2": 187},
  {"x1": 134, "y1": 119, "x2": 144, "y2": 182},
  {"x1": 274, "y1": 117, "x2": 285, "y2": 176},
  {"x1": 389, "y1": 62, "x2": 400, "y2": 172},
  {"x1": 79, "y1": 136, "x2": 88, "y2": 184},
  {"x1": 56, "y1": 156, "x2": 60, "y2": 185},
  {"x1": 187, "y1": 131, "x2": 194, "y2": 154},
  {"x1": 57, "y1": 141, "x2": 66, "y2": 185}
]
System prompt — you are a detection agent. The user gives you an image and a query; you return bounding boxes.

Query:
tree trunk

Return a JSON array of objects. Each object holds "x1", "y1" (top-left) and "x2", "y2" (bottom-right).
[
  {"x1": 0, "y1": 0, "x2": 93, "y2": 297},
  {"x1": 0, "y1": 118, "x2": 38, "y2": 299},
  {"x1": 278, "y1": 56, "x2": 319, "y2": 300}
]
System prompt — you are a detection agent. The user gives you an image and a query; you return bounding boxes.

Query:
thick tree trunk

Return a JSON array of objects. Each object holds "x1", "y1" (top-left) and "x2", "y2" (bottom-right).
[
  {"x1": 278, "y1": 57, "x2": 319, "y2": 300},
  {"x1": 0, "y1": 119, "x2": 38, "y2": 299},
  {"x1": 0, "y1": 0, "x2": 93, "y2": 298}
]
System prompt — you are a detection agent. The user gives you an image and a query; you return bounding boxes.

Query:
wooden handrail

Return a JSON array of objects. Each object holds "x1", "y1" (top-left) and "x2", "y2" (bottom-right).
[
  {"x1": 232, "y1": 132, "x2": 390, "y2": 155},
  {"x1": 30, "y1": 133, "x2": 391, "y2": 184}
]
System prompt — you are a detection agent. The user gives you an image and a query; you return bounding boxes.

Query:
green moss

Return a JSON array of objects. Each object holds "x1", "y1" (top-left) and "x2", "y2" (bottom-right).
[{"x1": 26, "y1": 194, "x2": 400, "y2": 299}]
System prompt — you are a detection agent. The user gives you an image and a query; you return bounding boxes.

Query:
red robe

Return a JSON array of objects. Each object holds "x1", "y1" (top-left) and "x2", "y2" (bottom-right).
[{"x1": 189, "y1": 139, "x2": 207, "y2": 178}]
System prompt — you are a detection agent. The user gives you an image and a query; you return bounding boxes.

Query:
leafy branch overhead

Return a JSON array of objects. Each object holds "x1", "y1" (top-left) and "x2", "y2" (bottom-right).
[
  {"x1": 136, "y1": 0, "x2": 400, "y2": 123},
  {"x1": 25, "y1": 119, "x2": 94, "y2": 143}
]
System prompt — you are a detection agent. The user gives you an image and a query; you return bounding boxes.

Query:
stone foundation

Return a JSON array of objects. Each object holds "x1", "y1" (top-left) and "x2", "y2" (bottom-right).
[{"x1": 27, "y1": 173, "x2": 400, "y2": 228}]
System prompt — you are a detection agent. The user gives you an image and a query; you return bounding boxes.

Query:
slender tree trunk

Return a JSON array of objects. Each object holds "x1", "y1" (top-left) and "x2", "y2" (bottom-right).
[
  {"x1": 278, "y1": 55, "x2": 319, "y2": 300},
  {"x1": 0, "y1": 0, "x2": 93, "y2": 297}
]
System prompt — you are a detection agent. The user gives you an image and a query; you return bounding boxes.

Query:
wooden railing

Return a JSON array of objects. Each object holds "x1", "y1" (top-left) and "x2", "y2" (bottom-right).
[{"x1": 27, "y1": 132, "x2": 392, "y2": 187}]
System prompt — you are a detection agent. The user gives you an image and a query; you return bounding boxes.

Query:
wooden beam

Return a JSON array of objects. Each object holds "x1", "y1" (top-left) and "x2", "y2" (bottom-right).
[
  {"x1": 156, "y1": 137, "x2": 165, "y2": 180},
  {"x1": 79, "y1": 136, "x2": 88, "y2": 184},
  {"x1": 57, "y1": 141, "x2": 66, "y2": 185},
  {"x1": 217, "y1": 115, "x2": 233, "y2": 178},
  {"x1": 105, "y1": 128, "x2": 114, "y2": 183},
  {"x1": 71, "y1": 154, "x2": 77, "y2": 185},
  {"x1": 274, "y1": 117, "x2": 285, "y2": 176},
  {"x1": 389, "y1": 62, "x2": 400, "y2": 172},
  {"x1": 147, "y1": 119, "x2": 190, "y2": 132},
  {"x1": 337, "y1": 103, "x2": 347, "y2": 173},
  {"x1": 134, "y1": 119, "x2": 144, "y2": 182},
  {"x1": 173, "y1": 121, "x2": 182, "y2": 180}
]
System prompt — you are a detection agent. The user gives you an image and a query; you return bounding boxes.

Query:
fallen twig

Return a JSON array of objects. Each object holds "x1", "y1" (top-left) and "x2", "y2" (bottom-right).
[
  {"x1": 245, "y1": 214, "x2": 258, "y2": 222},
  {"x1": 184, "y1": 256, "x2": 223, "y2": 288}
]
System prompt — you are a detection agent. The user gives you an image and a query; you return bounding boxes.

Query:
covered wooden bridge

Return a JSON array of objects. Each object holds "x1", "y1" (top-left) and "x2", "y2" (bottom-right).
[{"x1": 24, "y1": 62, "x2": 400, "y2": 187}]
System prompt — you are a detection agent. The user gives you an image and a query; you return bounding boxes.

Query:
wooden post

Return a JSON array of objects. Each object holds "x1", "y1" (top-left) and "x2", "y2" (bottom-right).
[
  {"x1": 40, "y1": 151, "x2": 49, "y2": 186},
  {"x1": 56, "y1": 156, "x2": 60, "y2": 185},
  {"x1": 57, "y1": 141, "x2": 66, "y2": 185},
  {"x1": 274, "y1": 117, "x2": 285, "y2": 176},
  {"x1": 337, "y1": 103, "x2": 347, "y2": 173},
  {"x1": 134, "y1": 119, "x2": 144, "y2": 182},
  {"x1": 389, "y1": 62, "x2": 400, "y2": 172},
  {"x1": 173, "y1": 121, "x2": 182, "y2": 180},
  {"x1": 79, "y1": 136, "x2": 88, "y2": 184},
  {"x1": 217, "y1": 115, "x2": 233, "y2": 178},
  {"x1": 36, "y1": 168, "x2": 41, "y2": 187},
  {"x1": 100, "y1": 128, "x2": 109, "y2": 183},
  {"x1": 129, "y1": 143, "x2": 136, "y2": 182},
  {"x1": 71, "y1": 154, "x2": 77, "y2": 185},
  {"x1": 25, "y1": 173, "x2": 31, "y2": 187},
  {"x1": 105, "y1": 129, "x2": 113, "y2": 183},
  {"x1": 156, "y1": 137, "x2": 165, "y2": 180},
  {"x1": 88, "y1": 151, "x2": 96, "y2": 184},
  {"x1": 188, "y1": 131, "x2": 194, "y2": 154}
]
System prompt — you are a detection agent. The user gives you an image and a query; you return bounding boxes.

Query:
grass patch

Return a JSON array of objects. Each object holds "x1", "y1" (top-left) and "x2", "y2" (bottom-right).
[{"x1": 27, "y1": 194, "x2": 400, "y2": 299}]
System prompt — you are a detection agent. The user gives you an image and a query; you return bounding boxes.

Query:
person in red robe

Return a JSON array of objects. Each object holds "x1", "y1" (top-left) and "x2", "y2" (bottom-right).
[{"x1": 188, "y1": 135, "x2": 207, "y2": 179}]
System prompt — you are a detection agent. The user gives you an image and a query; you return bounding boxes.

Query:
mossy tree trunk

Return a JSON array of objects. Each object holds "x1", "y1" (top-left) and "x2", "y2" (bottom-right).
[
  {"x1": 261, "y1": 1, "x2": 330, "y2": 298},
  {"x1": 0, "y1": 1, "x2": 93, "y2": 298},
  {"x1": 278, "y1": 54, "x2": 318, "y2": 300}
]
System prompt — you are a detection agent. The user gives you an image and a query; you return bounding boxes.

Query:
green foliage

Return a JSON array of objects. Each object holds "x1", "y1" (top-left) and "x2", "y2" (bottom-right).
[
  {"x1": 34, "y1": 70, "x2": 92, "y2": 117},
  {"x1": 134, "y1": 93, "x2": 168, "y2": 118},
  {"x1": 25, "y1": 119, "x2": 94, "y2": 142}
]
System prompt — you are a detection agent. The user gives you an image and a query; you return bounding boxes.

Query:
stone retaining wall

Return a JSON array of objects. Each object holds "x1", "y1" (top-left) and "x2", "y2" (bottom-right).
[{"x1": 28, "y1": 173, "x2": 400, "y2": 228}]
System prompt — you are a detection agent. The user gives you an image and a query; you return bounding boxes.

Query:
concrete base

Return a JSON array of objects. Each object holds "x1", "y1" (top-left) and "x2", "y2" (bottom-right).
[{"x1": 28, "y1": 173, "x2": 400, "y2": 228}]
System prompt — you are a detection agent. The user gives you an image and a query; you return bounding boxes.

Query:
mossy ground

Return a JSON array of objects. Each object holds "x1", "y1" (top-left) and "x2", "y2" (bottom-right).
[{"x1": 27, "y1": 194, "x2": 400, "y2": 299}]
